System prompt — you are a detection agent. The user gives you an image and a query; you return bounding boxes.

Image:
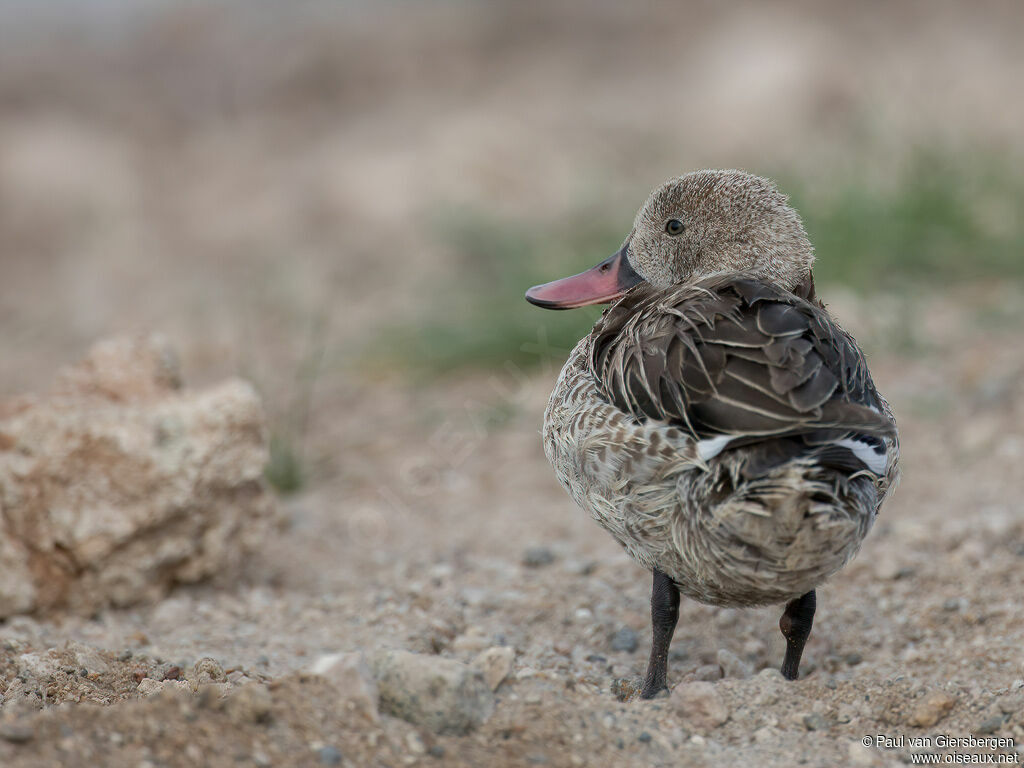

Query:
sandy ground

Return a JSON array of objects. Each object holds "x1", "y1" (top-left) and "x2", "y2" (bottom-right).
[
  {"x1": 2, "y1": 2, "x2": 1024, "y2": 766},
  {"x1": 2, "y1": 293, "x2": 1024, "y2": 767}
]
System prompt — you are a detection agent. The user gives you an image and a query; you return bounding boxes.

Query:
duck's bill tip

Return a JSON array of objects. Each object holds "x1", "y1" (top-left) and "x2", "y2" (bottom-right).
[{"x1": 524, "y1": 246, "x2": 643, "y2": 310}]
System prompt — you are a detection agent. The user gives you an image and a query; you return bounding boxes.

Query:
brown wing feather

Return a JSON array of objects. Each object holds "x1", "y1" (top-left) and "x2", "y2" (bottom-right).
[{"x1": 589, "y1": 275, "x2": 895, "y2": 443}]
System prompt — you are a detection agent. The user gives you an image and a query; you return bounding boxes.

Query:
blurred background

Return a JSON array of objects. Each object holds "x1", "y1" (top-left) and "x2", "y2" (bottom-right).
[
  {"x1": 1, "y1": 1, "x2": 1024, "y2": 762},
  {"x1": 3, "y1": 0, "x2": 1022, "y2": 492},
  {"x1": 3, "y1": 0, "x2": 1024, "y2": 600}
]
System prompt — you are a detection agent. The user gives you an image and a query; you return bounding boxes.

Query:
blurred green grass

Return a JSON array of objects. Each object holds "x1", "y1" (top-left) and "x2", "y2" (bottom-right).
[
  {"x1": 790, "y1": 153, "x2": 1024, "y2": 288},
  {"x1": 369, "y1": 208, "x2": 615, "y2": 375},
  {"x1": 372, "y1": 154, "x2": 1024, "y2": 376}
]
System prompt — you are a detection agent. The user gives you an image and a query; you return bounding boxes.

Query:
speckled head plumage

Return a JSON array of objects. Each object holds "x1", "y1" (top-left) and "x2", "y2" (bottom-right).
[
  {"x1": 627, "y1": 170, "x2": 815, "y2": 292},
  {"x1": 525, "y1": 169, "x2": 816, "y2": 309}
]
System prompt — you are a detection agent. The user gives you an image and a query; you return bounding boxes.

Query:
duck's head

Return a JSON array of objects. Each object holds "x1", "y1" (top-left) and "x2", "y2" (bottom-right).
[{"x1": 525, "y1": 169, "x2": 815, "y2": 309}]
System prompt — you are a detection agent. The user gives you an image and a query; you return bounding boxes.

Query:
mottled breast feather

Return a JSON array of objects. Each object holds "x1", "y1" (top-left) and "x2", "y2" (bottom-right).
[{"x1": 589, "y1": 275, "x2": 895, "y2": 449}]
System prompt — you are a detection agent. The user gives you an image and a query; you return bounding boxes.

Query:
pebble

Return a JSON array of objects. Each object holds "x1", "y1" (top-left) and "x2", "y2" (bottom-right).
[
  {"x1": 225, "y1": 683, "x2": 273, "y2": 724},
  {"x1": 610, "y1": 678, "x2": 639, "y2": 702},
  {"x1": 452, "y1": 627, "x2": 491, "y2": 654},
  {"x1": 318, "y1": 746, "x2": 343, "y2": 766},
  {"x1": 803, "y1": 712, "x2": 829, "y2": 731},
  {"x1": 70, "y1": 643, "x2": 112, "y2": 676},
  {"x1": 847, "y1": 738, "x2": 875, "y2": 766},
  {"x1": 309, "y1": 652, "x2": 380, "y2": 723},
  {"x1": 999, "y1": 693, "x2": 1024, "y2": 714},
  {"x1": 370, "y1": 649, "x2": 494, "y2": 734},
  {"x1": 472, "y1": 646, "x2": 515, "y2": 691},
  {"x1": 671, "y1": 681, "x2": 729, "y2": 730},
  {"x1": 694, "y1": 664, "x2": 723, "y2": 682},
  {"x1": 137, "y1": 678, "x2": 192, "y2": 697},
  {"x1": 406, "y1": 732, "x2": 427, "y2": 755},
  {"x1": 716, "y1": 649, "x2": 752, "y2": 679},
  {"x1": 192, "y1": 658, "x2": 226, "y2": 684},
  {"x1": 0, "y1": 722, "x2": 34, "y2": 743},
  {"x1": 976, "y1": 714, "x2": 1006, "y2": 734},
  {"x1": 137, "y1": 678, "x2": 165, "y2": 697},
  {"x1": 906, "y1": 691, "x2": 956, "y2": 727},
  {"x1": 609, "y1": 628, "x2": 639, "y2": 654},
  {"x1": 162, "y1": 665, "x2": 183, "y2": 682},
  {"x1": 522, "y1": 546, "x2": 555, "y2": 568}
]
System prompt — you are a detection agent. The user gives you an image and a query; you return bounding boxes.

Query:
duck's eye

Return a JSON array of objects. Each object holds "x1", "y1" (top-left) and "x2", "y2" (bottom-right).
[{"x1": 665, "y1": 219, "x2": 685, "y2": 236}]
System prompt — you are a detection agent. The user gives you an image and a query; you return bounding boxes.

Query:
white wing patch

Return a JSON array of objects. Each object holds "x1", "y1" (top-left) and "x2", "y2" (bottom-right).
[
  {"x1": 696, "y1": 435, "x2": 735, "y2": 461},
  {"x1": 835, "y1": 437, "x2": 888, "y2": 475}
]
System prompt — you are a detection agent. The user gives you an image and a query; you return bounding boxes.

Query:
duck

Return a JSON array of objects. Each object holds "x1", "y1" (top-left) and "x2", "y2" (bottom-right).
[{"x1": 525, "y1": 169, "x2": 899, "y2": 699}]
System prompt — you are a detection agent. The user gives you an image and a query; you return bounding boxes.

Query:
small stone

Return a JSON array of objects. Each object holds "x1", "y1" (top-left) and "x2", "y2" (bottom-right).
[
  {"x1": 428, "y1": 745, "x2": 446, "y2": 758},
  {"x1": 70, "y1": 643, "x2": 112, "y2": 676},
  {"x1": 976, "y1": 714, "x2": 1006, "y2": 734},
  {"x1": 610, "y1": 628, "x2": 639, "y2": 654},
  {"x1": 137, "y1": 678, "x2": 165, "y2": 696},
  {"x1": 452, "y1": 627, "x2": 491, "y2": 654},
  {"x1": 0, "y1": 722, "x2": 34, "y2": 743},
  {"x1": 472, "y1": 646, "x2": 515, "y2": 691},
  {"x1": 405, "y1": 732, "x2": 427, "y2": 755},
  {"x1": 694, "y1": 664, "x2": 723, "y2": 682},
  {"x1": 117, "y1": 650, "x2": 133, "y2": 662},
  {"x1": 844, "y1": 652, "x2": 863, "y2": 666},
  {"x1": 847, "y1": 738, "x2": 875, "y2": 766},
  {"x1": 370, "y1": 649, "x2": 494, "y2": 734},
  {"x1": 162, "y1": 665, "x2": 182, "y2": 681},
  {"x1": 318, "y1": 746, "x2": 343, "y2": 766},
  {"x1": 999, "y1": 693, "x2": 1024, "y2": 714},
  {"x1": 803, "y1": 712, "x2": 829, "y2": 731},
  {"x1": 522, "y1": 546, "x2": 555, "y2": 568},
  {"x1": 225, "y1": 684, "x2": 273, "y2": 724},
  {"x1": 906, "y1": 691, "x2": 956, "y2": 728},
  {"x1": 836, "y1": 704, "x2": 857, "y2": 724},
  {"x1": 671, "y1": 681, "x2": 729, "y2": 730},
  {"x1": 637, "y1": 731, "x2": 652, "y2": 743},
  {"x1": 716, "y1": 649, "x2": 752, "y2": 679},
  {"x1": 610, "y1": 677, "x2": 639, "y2": 702},
  {"x1": 192, "y1": 658, "x2": 225, "y2": 684},
  {"x1": 309, "y1": 652, "x2": 379, "y2": 723}
]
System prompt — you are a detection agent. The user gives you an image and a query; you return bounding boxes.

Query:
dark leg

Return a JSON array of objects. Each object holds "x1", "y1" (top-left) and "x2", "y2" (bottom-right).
[
  {"x1": 639, "y1": 569, "x2": 680, "y2": 699},
  {"x1": 779, "y1": 590, "x2": 816, "y2": 680}
]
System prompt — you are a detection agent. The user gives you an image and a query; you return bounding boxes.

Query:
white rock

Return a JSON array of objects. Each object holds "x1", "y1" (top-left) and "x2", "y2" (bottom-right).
[
  {"x1": 906, "y1": 691, "x2": 956, "y2": 727},
  {"x1": 137, "y1": 678, "x2": 165, "y2": 696},
  {"x1": 309, "y1": 652, "x2": 379, "y2": 723},
  {"x1": 671, "y1": 681, "x2": 729, "y2": 730},
  {"x1": 370, "y1": 649, "x2": 494, "y2": 734},
  {"x1": 0, "y1": 335, "x2": 276, "y2": 617},
  {"x1": 472, "y1": 647, "x2": 515, "y2": 691}
]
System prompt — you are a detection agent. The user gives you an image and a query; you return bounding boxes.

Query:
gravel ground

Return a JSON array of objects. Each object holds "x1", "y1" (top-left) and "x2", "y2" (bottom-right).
[
  {"x1": 2, "y1": 299, "x2": 1024, "y2": 767},
  {"x1": 2, "y1": 3, "x2": 1023, "y2": 765}
]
